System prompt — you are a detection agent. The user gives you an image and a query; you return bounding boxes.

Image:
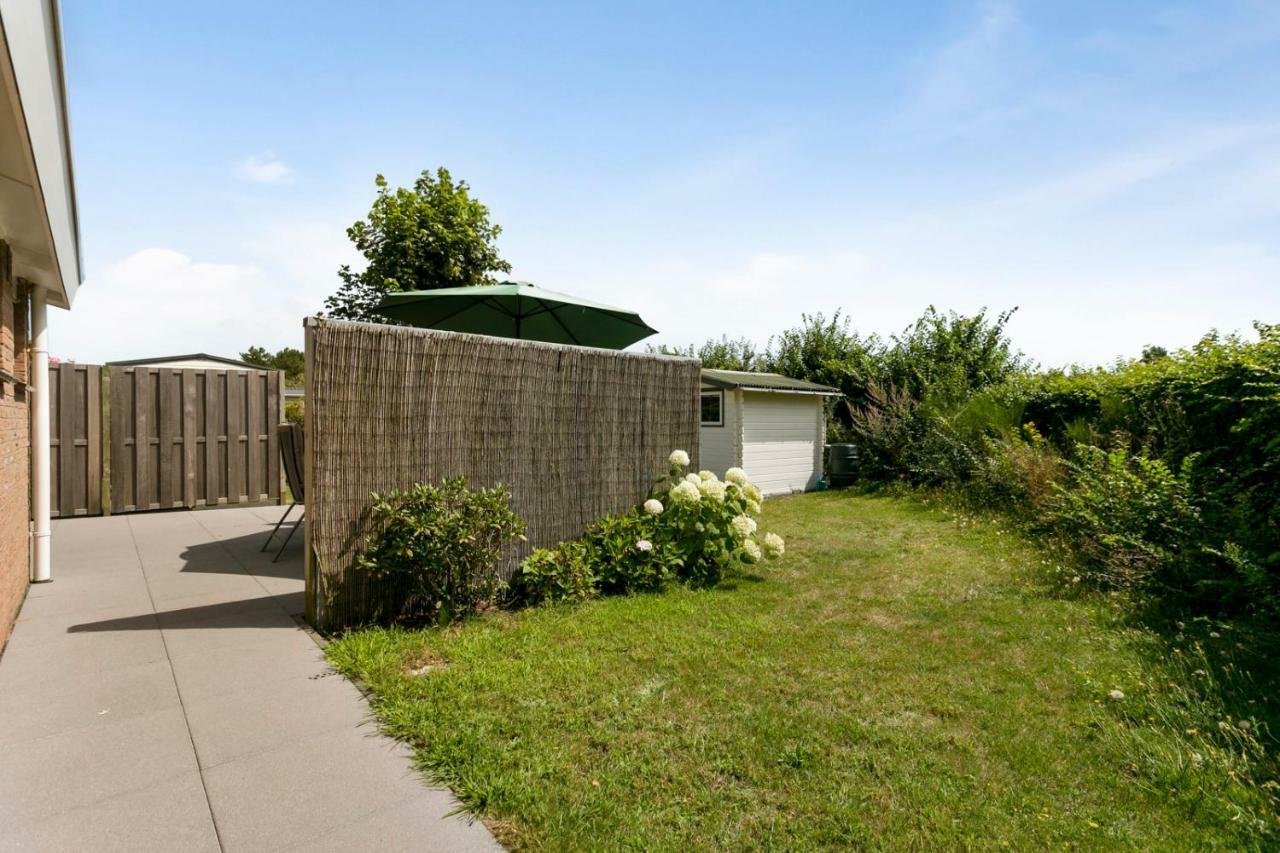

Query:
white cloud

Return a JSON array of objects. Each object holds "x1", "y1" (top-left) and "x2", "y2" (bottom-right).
[
  {"x1": 893, "y1": 0, "x2": 1024, "y2": 141},
  {"x1": 245, "y1": 219, "x2": 362, "y2": 305},
  {"x1": 609, "y1": 250, "x2": 876, "y2": 354},
  {"x1": 1005, "y1": 122, "x2": 1280, "y2": 211},
  {"x1": 235, "y1": 151, "x2": 294, "y2": 184},
  {"x1": 705, "y1": 251, "x2": 867, "y2": 298},
  {"x1": 49, "y1": 248, "x2": 304, "y2": 363}
]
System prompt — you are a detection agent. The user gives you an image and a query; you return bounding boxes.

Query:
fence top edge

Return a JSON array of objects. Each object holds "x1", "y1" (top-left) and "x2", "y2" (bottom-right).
[{"x1": 303, "y1": 315, "x2": 701, "y2": 367}]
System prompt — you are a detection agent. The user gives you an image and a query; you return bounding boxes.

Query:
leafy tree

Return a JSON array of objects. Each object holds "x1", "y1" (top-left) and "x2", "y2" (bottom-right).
[
  {"x1": 241, "y1": 345, "x2": 272, "y2": 366},
  {"x1": 240, "y1": 346, "x2": 305, "y2": 386},
  {"x1": 648, "y1": 336, "x2": 765, "y2": 371},
  {"x1": 767, "y1": 311, "x2": 882, "y2": 399},
  {"x1": 1141, "y1": 345, "x2": 1169, "y2": 363},
  {"x1": 880, "y1": 306, "x2": 1028, "y2": 403},
  {"x1": 323, "y1": 168, "x2": 511, "y2": 321}
]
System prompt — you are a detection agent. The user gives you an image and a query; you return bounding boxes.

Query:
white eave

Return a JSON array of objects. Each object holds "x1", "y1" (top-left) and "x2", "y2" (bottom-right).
[{"x1": 0, "y1": 0, "x2": 81, "y2": 308}]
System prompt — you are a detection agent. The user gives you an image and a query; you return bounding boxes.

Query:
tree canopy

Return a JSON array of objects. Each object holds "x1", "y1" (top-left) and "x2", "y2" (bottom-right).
[
  {"x1": 658, "y1": 306, "x2": 1026, "y2": 407},
  {"x1": 240, "y1": 346, "x2": 305, "y2": 386},
  {"x1": 323, "y1": 168, "x2": 511, "y2": 321},
  {"x1": 648, "y1": 336, "x2": 765, "y2": 371}
]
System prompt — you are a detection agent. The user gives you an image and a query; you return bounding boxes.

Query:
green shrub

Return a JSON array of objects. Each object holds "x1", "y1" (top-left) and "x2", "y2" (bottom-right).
[
  {"x1": 1015, "y1": 325, "x2": 1280, "y2": 610},
  {"x1": 358, "y1": 477, "x2": 525, "y2": 623},
  {"x1": 848, "y1": 381, "x2": 919, "y2": 477},
  {"x1": 585, "y1": 512, "x2": 682, "y2": 594},
  {"x1": 510, "y1": 541, "x2": 596, "y2": 604},
  {"x1": 828, "y1": 317, "x2": 1278, "y2": 614},
  {"x1": 1049, "y1": 445, "x2": 1201, "y2": 590},
  {"x1": 971, "y1": 423, "x2": 1064, "y2": 515}
]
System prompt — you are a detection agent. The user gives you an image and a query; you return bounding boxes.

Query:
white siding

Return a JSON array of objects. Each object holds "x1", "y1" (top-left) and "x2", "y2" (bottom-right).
[
  {"x1": 740, "y1": 392, "x2": 823, "y2": 496},
  {"x1": 699, "y1": 388, "x2": 740, "y2": 476},
  {"x1": 126, "y1": 358, "x2": 253, "y2": 371}
]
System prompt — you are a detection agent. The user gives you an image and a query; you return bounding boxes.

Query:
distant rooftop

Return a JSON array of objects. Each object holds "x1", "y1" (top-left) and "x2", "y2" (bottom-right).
[
  {"x1": 105, "y1": 353, "x2": 267, "y2": 371},
  {"x1": 700, "y1": 368, "x2": 840, "y2": 395}
]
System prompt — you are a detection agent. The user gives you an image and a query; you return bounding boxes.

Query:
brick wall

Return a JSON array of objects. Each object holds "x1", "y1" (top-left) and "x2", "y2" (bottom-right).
[{"x1": 0, "y1": 240, "x2": 31, "y2": 650}]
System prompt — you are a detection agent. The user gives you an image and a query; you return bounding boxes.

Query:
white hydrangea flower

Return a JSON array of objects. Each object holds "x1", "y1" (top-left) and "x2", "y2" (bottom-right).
[
  {"x1": 744, "y1": 483, "x2": 763, "y2": 503},
  {"x1": 746, "y1": 499, "x2": 762, "y2": 515},
  {"x1": 685, "y1": 472, "x2": 701, "y2": 484},
  {"x1": 725, "y1": 467, "x2": 750, "y2": 486},
  {"x1": 740, "y1": 539, "x2": 762, "y2": 563},
  {"x1": 643, "y1": 498, "x2": 663, "y2": 515},
  {"x1": 698, "y1": 478, "x2": 727, "y2": 502},
  {"x1": 668, "y1": 449, "x2": 690, "y2": 467},
  {"x1": 762, "y1": 532, "x2": 785, "y2": 560},
  {"x1": 636, "y1": 539, "x2": 653, "y2": 552},
  {"x1": 730, "y1": 515, "x2": 757, "y2": 538},
  {"x1": 698, "y1": 470, "x2": 716, "y2": 481},
  {"x1": 669, "y1": 480, "x2": 701, "y2": 505}
]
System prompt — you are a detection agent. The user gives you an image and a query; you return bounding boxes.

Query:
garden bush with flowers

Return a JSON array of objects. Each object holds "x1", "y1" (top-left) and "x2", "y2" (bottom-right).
[{"x1": 512, "y1": 449, "x2": 785, "y2": 604}]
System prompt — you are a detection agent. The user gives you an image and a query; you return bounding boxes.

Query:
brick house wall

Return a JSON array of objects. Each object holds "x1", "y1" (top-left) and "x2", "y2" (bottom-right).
[{"x1": 0, "y1": 240, "x2": 31, "y2": 650}]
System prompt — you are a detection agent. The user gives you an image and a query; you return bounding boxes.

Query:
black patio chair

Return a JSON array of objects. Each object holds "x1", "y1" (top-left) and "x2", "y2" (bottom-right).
[{"x1": 262, "y1": 423, "x2": 304, "y2": 562}]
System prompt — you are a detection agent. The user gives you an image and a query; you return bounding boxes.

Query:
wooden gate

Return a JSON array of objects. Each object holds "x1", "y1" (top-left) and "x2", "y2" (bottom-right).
[
  {"x1": 47, "y1": 363, "x2": 283, "y2": 516},
  {"x1": 49, "y1": 362, "x2": 103, "y2": 517}
]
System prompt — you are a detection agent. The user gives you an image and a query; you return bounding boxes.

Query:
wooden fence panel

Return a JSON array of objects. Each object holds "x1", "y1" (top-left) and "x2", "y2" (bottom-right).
[
  {"x1": 107, "y1": 366, "x2": 281, "y2": 514},
  {"x1": 304, "y1": 318, "x2": 702, "y2": 631},
  {"x1": 48, "y1": 362, "x2": 102, "y2": 517}
]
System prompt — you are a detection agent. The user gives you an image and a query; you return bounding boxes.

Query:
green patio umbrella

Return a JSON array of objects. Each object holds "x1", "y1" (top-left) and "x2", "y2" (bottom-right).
[{"x1": 375, "y1": 281, "x2": 658, "y2": 350}]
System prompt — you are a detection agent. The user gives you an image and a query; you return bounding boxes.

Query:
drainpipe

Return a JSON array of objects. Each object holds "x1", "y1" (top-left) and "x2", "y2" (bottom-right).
[{"x1": 30, "y1": 287, "x2": 51, "y2": 583}]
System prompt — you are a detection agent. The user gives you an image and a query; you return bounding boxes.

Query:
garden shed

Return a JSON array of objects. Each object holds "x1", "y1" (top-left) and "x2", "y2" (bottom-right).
[
  {"x1": 106, "y1": 352, "x2": 266, "y2": 371},
  {"x1": 699, "y1": 369, "x2": 840, "y2": 496}
]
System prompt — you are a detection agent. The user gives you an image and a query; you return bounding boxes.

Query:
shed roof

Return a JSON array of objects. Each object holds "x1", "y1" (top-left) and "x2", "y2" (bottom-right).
[
  {"x1": 106, "y1": 353, "x2": 268, "y2": 371},
  {"x1": 701, "y1": 368, "x2": 840, "y2": 396}
]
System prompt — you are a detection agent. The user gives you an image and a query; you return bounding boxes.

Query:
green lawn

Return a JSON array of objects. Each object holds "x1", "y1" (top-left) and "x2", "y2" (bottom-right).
[{"x1": 326, "y1": 490, "x2": 1275, "y2": 850}]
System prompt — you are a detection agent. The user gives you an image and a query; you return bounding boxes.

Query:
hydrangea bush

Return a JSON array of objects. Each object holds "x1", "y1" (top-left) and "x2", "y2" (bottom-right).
[{"x1": 512, "y1": 449, "x2": 785, "y2": 604}]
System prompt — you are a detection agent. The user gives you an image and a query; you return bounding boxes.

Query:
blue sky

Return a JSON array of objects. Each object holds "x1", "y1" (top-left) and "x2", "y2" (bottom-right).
[{"x1": 51, "y1": 0, "x2": 1280, "y2": 366}]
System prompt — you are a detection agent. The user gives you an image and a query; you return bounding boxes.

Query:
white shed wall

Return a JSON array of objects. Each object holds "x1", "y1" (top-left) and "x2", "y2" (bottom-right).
[
  {"x1": 740, "y1": 392, "x2": 824, "y2": 496},
  {"x1": 121, "y1": 358, "x2": 254, "y2": 371},
  {"x1": 699, "y1": 388, "x2": 740, "y2": 476}
]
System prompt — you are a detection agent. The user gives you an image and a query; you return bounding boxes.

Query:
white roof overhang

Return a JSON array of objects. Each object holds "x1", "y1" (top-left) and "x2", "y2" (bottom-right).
[{"x1": 0, "y1": 0, "x2": 81, "y2": 307}]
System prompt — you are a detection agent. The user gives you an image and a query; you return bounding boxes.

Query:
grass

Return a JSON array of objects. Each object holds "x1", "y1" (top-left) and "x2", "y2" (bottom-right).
[{"x1": 326, "y1": 490, "x2": 1278, "y2": 850}]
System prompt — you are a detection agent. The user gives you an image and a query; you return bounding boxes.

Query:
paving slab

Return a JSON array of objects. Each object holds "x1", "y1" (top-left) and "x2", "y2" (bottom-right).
[
  {"x1": 0, "y1": 623, "x2": 169, "y2": 690},
  {"x1": 280, "y1": 792, "x2": 503, "y2": 853},
  {"x1": 168, "y1": 634, "x2": 331, "y2": 702},
  {"x1": 0, "y1": 657, "x2": 180, "y2": 747},
  {"x1": 183, "y1": 671, "x2": 369, "y2": 768},
  {"x1": 0, "y1": 704, "x2": 198, "y2": 825},
  {"x1": 202, "y1": 725, "x2": 479, "y2": 853},
  {"x1": 0, "y1": 508, "x2": 499, "y2": 852},
  {"x1": 1, "y1": 770, "x2": 221, "y2": 853}
]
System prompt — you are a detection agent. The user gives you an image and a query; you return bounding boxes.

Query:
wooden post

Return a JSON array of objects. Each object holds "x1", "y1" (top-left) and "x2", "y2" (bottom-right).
[
  {"x1": 278, "y1": 369, "x2": 286, "y2": 505},
  {"x1": 182, "y1": 369, "x2": 197, "y2": 508},
  {"x1": 84, "y1": 366, "x2": 99, "y2": 515},
  {"x1": 303, "y1": 318, "x2": 317, "y2": 627}
]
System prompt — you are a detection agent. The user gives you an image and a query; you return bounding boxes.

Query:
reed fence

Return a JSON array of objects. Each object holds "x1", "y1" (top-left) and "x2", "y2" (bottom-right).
[{"x1": 303, "y1": 317, "x2": 700, "y2": 631}]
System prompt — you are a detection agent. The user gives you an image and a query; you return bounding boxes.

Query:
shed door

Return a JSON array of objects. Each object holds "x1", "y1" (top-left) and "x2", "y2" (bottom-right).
[{"x1": 741, "y1": 392, "x2": 823, "y2": 496}]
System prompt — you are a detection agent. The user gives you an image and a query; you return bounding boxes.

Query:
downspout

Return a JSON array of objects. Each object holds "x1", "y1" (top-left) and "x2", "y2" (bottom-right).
[{"x1": 30, "y1": 287, "x2": 50, "y2": 583}]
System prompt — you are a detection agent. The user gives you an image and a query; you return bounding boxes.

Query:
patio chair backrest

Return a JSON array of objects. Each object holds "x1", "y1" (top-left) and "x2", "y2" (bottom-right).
[{"x1": 278, "y1": 423, "x2": 305, "y2": 503}]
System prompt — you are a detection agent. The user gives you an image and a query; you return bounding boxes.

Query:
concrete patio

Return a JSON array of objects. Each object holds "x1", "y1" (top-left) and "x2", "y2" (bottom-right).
[{"x1": 0, "y1": 506, "x2": 499, "y2": 853}]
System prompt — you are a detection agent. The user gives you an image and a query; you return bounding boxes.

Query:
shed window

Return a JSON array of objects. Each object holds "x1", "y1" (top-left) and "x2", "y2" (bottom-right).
[{"x1": 701, "y1": 391, "x2": 723, "y2": 426}]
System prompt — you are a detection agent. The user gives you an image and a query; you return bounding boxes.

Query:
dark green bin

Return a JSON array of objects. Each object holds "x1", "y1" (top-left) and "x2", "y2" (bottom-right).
[{"x1": 826, "y1": 444, "x2": 859, "y2": 488}]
